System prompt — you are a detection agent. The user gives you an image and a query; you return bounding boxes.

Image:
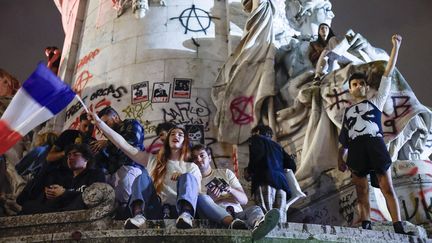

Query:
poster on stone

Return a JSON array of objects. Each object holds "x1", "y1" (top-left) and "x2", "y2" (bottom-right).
[
  {"x1": 172, "y1": 78, "x2": 192, "y2": 99},
  {"x1": 185, "y1": 124, "x2": 205, "y2": 145},
  {"x1": 152, "y1": 82, "x2": 170, "y2": 103},
  {"x1": 131, "y1": 81, "x2": 149, "y2": 104}
]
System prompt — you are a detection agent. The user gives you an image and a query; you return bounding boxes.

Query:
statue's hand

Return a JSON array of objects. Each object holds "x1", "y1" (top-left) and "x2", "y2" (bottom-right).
[{"x1": 276, "y1": 107, "x2": 297, "y2": 121}]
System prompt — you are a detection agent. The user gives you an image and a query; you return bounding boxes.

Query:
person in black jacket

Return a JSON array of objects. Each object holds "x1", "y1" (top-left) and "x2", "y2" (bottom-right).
[
  {"x1": 17, "y1": 144, "x2": 105, "y2": 214},
  {"x1": 244, "y1": 125, "x2": 296, "y2": 222},
  {"x1": 95, "y1": 106, "x2": 145, "y2": 218}
]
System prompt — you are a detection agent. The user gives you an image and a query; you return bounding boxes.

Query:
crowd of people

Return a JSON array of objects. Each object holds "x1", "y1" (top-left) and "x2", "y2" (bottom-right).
[
  {"x1": 0, "y1": 23, "x2": 414, "y2": 239},
  {"x1": 0, "y1": 70, "x2": 295, "y2": 239}
]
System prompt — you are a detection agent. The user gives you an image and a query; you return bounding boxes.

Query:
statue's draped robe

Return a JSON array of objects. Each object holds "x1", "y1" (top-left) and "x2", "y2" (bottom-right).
[{"x1": 212, "y1": 0, "x2": 276, "y2": 144}]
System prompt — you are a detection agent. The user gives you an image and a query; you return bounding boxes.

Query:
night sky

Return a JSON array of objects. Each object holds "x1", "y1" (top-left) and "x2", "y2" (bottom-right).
[{"x1": 0, "y1": 0, "x2": 431, "y2": 106}]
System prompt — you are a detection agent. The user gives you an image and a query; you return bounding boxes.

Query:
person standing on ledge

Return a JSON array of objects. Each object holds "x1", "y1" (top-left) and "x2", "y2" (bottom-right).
[{"x1": 338, "y1": 34, "x2": 413, "y2": 235}]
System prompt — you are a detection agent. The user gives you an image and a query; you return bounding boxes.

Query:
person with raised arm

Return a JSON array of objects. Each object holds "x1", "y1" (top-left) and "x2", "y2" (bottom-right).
[
  {"x1": 338, "y1": 34, "x2": 413, "y2": 235},
  {"x1": 89, "y1": 112, "x2": 201, "y2": 229}
]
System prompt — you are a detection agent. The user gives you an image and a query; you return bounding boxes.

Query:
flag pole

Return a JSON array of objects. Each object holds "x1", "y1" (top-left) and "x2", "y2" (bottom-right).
[{"x1": 75, "y1": 95, "x2": 89, "y2": 113}]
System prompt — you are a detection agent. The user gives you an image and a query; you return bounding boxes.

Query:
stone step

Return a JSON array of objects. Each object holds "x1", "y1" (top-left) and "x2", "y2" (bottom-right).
[{"x1": 0, "y1": 220, "x2": 429, "y2": 243}]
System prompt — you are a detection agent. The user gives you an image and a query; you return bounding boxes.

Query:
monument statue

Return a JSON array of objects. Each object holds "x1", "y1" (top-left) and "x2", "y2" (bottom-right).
[
  {"x1": 211, "y1": 0, "x2": 432, "y2": 226},
  {"x1": 212, "y1": 0, "x2": 277, "y2": 144}
]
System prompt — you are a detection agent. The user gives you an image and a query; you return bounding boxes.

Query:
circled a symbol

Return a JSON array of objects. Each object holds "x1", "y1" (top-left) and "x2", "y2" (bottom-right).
[
  {"x1": 170, "y1": 5, "x2": 215, "y2": 35},
  {"x1": 230, "y1": 96, "x2": 254, "y2": 125}
]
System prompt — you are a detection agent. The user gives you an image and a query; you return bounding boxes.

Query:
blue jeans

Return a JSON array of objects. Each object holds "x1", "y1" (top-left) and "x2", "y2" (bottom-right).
[
  {"x1": 197, "y1": 194, "x2": 264, "y2": 228},
  {"x1": 129, "y1": 170, "x2": 199, "y2": 219}
]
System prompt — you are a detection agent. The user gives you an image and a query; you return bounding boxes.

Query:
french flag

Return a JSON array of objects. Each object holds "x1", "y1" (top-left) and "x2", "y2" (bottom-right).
[{"x1": 0, "y1": 63, "x2": 76, "y2": 155}]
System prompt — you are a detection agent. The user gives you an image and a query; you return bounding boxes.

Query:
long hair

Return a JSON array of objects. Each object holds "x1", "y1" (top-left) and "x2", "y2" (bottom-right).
[
  {"x1": 317, "y1": 23, "x2": 335, "y2": 46},
  {"x1": 0, "y1": 69, "x2": 20, "y2": 96},
  {"x1": 151, "y1": 126, "x2": 190, "y2": 194}
]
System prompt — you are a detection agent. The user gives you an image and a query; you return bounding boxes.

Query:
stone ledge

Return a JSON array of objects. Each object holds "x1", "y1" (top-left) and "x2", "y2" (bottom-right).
[
  {"x1": 0, "y1": 183, "x2": 116, "y2": 237},
  {"x1": 1, "y1": 221, "x2": 430, "y2": 243}
]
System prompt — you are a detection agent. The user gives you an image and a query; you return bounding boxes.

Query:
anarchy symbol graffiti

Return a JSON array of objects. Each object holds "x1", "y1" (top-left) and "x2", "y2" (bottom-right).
[
  {"x1": 170, "y1": 4, "x2": 219, "y2": 35},
  {"x1": 230, "y1": 96, "x2": 254, "y2": 125}
]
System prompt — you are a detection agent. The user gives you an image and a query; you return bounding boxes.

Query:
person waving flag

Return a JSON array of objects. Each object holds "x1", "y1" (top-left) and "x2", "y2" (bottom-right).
[{"x1": 0, "y1": 63, "x2": 76, "y2": 155}]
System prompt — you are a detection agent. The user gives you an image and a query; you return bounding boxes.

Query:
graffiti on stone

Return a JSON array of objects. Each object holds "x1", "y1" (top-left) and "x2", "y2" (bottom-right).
[
  {"x1": 142, "y1": 120, "x2": 157, "y2": 136},
  {"x1": 383, "y1": 95, "x2": 412, "y2": 136},
  {"x1": 73, "y1": 70, "x2": 93, "y2": 96},
  {"x1": 122, "y1": 101, "x2": 153, "y2": 125},
  {"x1": 338, "y1": 190, "x2": 357, "y2": 225},
  {"x1": 90, "y1": 84, "x2": 127, "y2": 102},
  {"x1": 76, "y1": 49, "x2": 100, "y2": 71},
  {"x1": 169, "y1": 4, "x2": 219, "y2": 35},
  {"x1": 68, "y1": 98, "x2": 112, "y2": 131},
  {"x1": 162, "y1": 97, "x2": 211, "y2": 130},
  {"x1": 325, "y1": 88, "x2": 350, "y2": 111},
  {"x1": 230, "y1": 96, "x2": 254, "y2": 125}
]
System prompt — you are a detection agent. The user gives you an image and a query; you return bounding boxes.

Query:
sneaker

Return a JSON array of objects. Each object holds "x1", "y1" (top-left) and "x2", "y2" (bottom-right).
[
  {"x1": 124, "y1": 214, "x2": 146, "y2": 229},
  {"x1": 252, "y1": 208, "x2": 280, "y2": 241},
  {"x1": 229, "y1": 219, "x2": 248, "y2": 230},
  {"x1": 176, "y1": 212, "x2": 193, "y2": 229}
]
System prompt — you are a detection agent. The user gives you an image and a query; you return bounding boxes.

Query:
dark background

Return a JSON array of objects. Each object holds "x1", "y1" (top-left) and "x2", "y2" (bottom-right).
[{"x1": 0, "y1": 0, "x2": 431, "y2": 106}]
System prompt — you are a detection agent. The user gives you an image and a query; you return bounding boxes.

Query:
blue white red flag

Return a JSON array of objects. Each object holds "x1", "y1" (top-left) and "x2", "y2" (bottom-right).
[{"x1": 0, "y1": 63, "x2": 76, "y2": 154}]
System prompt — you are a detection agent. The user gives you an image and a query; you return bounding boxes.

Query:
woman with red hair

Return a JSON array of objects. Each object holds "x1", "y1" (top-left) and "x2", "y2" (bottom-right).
[{"x1": 90, "y1": 113, "x2": 201, "y2": 229}]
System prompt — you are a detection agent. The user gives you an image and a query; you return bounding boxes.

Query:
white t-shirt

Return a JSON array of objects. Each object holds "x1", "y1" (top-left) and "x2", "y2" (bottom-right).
[
  {"x1": 201, "y1": 169, "x2": 243, "y2": 213},
  {"x1": 147, "y1": 155, "x2": 202, "y2": 206}
]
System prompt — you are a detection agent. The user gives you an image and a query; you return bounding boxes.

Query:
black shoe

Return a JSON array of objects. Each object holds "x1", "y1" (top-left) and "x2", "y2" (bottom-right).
[
  {"x1": 124, "y1": 214, "x2": 146, "y2": 229},
  {"x1": 393, "y1": 221, "x2": 415, "y2": 236},
  {"x1": 229, "y1": 219, "x2": 248, "y2": 230},
  {"x1": 361, "y1": 220, "x2": 372, "y2": 230}
]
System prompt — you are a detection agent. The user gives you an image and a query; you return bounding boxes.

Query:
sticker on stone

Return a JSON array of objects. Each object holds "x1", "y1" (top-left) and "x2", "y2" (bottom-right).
[
  {"x1": 185, "y1": 124, "x2": 205, "y2": 145},
  {"x1": 172, "y1": 78, "x2": 192, "y2": 99},
  {"x1": 131, "y1": 81, "x2": 149, "y2": 104},
  {"x1": 152, "y1": 82, "x2": 171, "y2": 103}
]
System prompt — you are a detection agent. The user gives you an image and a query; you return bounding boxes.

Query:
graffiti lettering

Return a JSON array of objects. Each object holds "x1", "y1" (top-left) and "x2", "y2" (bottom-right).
[
  {"x1": 338, "y1": 191, "x2": 356, "y2": 225},
  {"x1": 382, "y1": 116, "x2": 397, "y2": 136},
  {"x1": 402, "y1": 197, "x2": 420, "y2": 221},
  {"x1": 391, "y1": 96, "x2": 411, "y2": 118},
  {"x1": 230, "y1": 96, "x2": 254, "y2": 125},
  {"x1": 122, "y1": 101, "x2": 153, "y2": 124},
  {"x1": 383, "y1": 95, "x2": 411, "y2": 135},
  {"x1": 90, "y1": 84, "x2": 128, "y2": 101},
  {"x1": 76, "y1": 49, "x2": 100, "y2": 71},
  {"x1": 66, "y1": 96, "x2": 88, "y2": 120},
  {"x1": 69, "y1": 98, "x2": 112, "y2": 137},
  {"x1": 162, "y1": 97, "x2": 211, "y2": 130},
  {"x1": 142, "y1": 120, "x2": 157, "y2": 135},
  {"x1": 325, "y1": 89, "x2": 350, "y2": 111}
]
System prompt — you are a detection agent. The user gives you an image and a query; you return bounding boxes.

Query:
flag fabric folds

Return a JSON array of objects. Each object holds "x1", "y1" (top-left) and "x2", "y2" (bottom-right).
[{"x1": 0, "y1": 63, "x2": 76, "y2": 155}]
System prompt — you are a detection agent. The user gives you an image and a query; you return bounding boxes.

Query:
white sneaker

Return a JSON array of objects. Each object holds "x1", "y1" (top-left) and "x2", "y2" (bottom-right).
[
  {"x1": 176, "y1": 212, "x2": 193, "y2": 229},
  {"x1": 124, "y1": 214, "x2": 146, "y2": 229},
  {"x1": 252, "y1": 208, "x2": 280, "y2": 241},
  {"x1": 229, "y1": 218, "x2": 248, "y2": 230}
]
